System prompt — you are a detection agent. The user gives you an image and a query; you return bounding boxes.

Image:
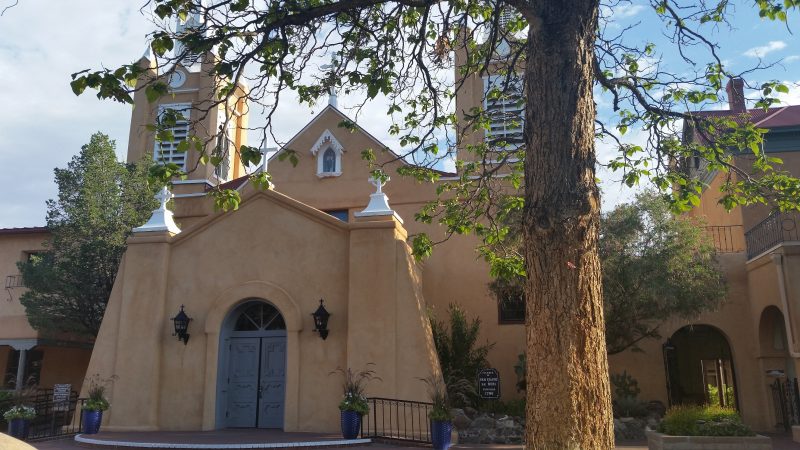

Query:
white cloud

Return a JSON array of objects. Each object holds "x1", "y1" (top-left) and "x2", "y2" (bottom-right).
[
  {"x1": 612, "y1": 4, "x2": 645, "y2": 19},
  {"x1": 743, "y1": 41, "x2": 787, "y2": 58},
  {"x1": 785, "y1": 55, "x2": 800, "y2": 63}
]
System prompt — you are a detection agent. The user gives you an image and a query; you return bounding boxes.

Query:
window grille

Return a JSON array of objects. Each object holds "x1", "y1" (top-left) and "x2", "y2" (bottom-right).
[
  {"x1": 498, "y1": 293, "x2": 525, "y2": 324},
  {"x1": 154, "y1": 103, "x2": 192, "y2": 171},
  {"x1": 484, "y1": 75, "x2": 524, "y2": 149}
]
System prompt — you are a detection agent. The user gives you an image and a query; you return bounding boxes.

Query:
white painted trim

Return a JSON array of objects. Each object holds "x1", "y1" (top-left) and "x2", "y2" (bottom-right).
[
  {"x1": 168, "y1": 88, "x2": 201, "y2": 94},
  {"x1": 311, "y1": 130, "x2": 345, "y2": 177},
  {"x1": 74, "y1": 435, "x2": 372, "y2": 449},
  {"x1": 172, "y1": 179, "x2": 214, "y2": 186},
  {"x1": 0, "y1": 339, "x2": 38, "y2": 351},
  {"x1": 173, "y1": 192, "x2": 208, "y2": 199}
]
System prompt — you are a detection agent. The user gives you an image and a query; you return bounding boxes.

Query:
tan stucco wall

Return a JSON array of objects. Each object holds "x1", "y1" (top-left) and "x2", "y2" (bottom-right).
[
  {"x1": 83, "y1": 188, "x2": 441, "y2": 432},
  {"x1": 267, "y1": 107, "x2": 525, "y2": 400},
  {"x1": 38, "y1": 346, "x2": 92, "y2": 391},
  {"x1": 0, "y1": 232, "x2": 48, "y2": 340}
]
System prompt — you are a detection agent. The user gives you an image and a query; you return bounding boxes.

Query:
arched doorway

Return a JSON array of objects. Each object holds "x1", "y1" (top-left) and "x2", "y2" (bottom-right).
[
  {"x1": 217, "y1": 300, "x2": 287, "y2": 428},
  {"x1": 663, "y1": 325, "x2": 738, "y2": 408}
]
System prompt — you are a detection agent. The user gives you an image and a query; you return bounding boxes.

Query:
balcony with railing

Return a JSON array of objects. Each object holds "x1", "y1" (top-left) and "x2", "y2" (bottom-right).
[{"x1": 744, "y1": 212, "x2": 800, "y2": 259}]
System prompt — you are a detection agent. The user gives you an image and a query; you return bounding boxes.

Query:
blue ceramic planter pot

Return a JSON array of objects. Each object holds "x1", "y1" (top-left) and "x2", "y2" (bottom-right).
[
  {"x1": 82, "y1": 409, "x2": 103, "y2": 434},
  {"x1": 340, "y1": 410, "x2": 361, "y2": 439},
  {"x1": 430, "y1": 420, "x2": 452, "y2": 450},
  {"x1": 8, "y1": 418, "x2": 30, "y2": 439}
]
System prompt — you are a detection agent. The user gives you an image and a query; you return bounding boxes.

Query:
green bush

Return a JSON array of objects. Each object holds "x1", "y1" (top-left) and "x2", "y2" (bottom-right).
[
  {"x1": 657, "y1": 405, "x2": 754, "y2": 437},
  {"x1": 610, "y1": 371, "x2": 641, "y2": 400},
  {"x1": 613, "y1": 397, "x2": 649, "y2": 418},
  {"x1": 430, "y1": 304, "x2": 494, "y2": 408},
  {"x1": 481, "y1": 398, "x2": 526, "y2": 417}
]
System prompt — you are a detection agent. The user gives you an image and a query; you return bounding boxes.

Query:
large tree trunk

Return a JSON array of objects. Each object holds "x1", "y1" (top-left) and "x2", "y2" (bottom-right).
[{"x1": 522, "y1": 1, "x2": 613, "y2": 449}]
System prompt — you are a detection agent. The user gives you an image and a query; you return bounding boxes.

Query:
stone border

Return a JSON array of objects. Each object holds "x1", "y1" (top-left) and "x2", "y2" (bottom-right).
[
  {"x1": 645, "y1": 430, "x2": 772, "y2": 450},
  {"x1": 74, "y1": 434, "x2": 372, "y2": 449}
]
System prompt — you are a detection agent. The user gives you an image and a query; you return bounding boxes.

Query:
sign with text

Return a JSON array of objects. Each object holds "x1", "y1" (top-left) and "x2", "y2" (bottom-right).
[
  {"x1": 53, "y1": 384, "x2": 71, "y2": 411},
  {"x1": 478, "y1": 368, "x2": 500, "y2": 399}
]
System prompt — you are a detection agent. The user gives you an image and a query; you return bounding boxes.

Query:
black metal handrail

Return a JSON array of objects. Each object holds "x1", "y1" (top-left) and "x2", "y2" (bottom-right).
[
  {"x1": 0, "y1": 389, "x2": 85, "y2": 441},
  {"x1": 361, "y1": 397, "x2": 433, "y2": 443},
  {"x1": 745, "y1": 212, "x2": 800, "y2": 259}
]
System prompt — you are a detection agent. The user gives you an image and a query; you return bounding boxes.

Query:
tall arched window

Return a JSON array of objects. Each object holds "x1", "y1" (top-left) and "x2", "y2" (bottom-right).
[{"x1": 322, "y1": 148, "x2": 337, "y2": 173}]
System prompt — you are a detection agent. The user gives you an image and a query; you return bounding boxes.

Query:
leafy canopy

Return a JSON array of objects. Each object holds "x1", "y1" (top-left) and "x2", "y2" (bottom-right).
[
  {"x1": 18, "y1": 133, "x2": 157, "y2": 337},
  {"x1": 489, "y1": 190, "x2": 727, "y2": 355}
]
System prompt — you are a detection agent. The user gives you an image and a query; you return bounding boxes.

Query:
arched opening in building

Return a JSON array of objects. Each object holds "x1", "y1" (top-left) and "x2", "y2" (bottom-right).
[
  {"x1": 663, "y1": 324, "x2": 738, "y2": 408},
  {"x1": 216, "y1": 300, "x2": 287, "y2": 429}
]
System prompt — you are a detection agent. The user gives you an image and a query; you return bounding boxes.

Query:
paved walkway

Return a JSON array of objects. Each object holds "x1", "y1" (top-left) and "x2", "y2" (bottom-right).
[{"x1": 23, "y1": 433, "x2": 800, "y2": 450}]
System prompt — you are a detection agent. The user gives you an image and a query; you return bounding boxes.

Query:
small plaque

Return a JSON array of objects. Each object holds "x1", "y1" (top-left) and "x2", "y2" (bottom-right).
[
  {"x1": 53, "y1": 384, "x2": 71, "y2": 411},
  {"x1": 478, "y1": 368, "x2": 501, "y2": 399}
]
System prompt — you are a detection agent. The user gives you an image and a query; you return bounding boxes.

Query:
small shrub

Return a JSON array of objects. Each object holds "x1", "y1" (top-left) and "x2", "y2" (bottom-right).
[
  {"x1": 430, "y1": 304, "x2": 494, "y2": 408},
  {"x1": 83, "y1": 374, "x2": 117, "y2": 411},
  {"x1": 657, "y1": 405, "x2": 754, "y2": 437},
  {"x1": 3, "y1": 405, "x2": 35, "y2": 421},
  {"x1": 331, "y1": 365, "x2": 380, "y2": 416},
  {"x1": 613, "y1": 397, "x2": 649, "y2": 418},
  {"x1": 481, "y1": 398, "x2": 526, "y2": 417},
  {"x1": 610, "y1": 371, "x2": 641, "y2": 400},
  {"x1": 421, "y1": 375, "x2": 452, "y2": 422}
]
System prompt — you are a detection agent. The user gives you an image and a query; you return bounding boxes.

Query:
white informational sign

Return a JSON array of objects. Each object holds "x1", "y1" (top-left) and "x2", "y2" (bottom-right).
[{"x1": 53, "y1": 384, "x2": 71, "y2": 411}]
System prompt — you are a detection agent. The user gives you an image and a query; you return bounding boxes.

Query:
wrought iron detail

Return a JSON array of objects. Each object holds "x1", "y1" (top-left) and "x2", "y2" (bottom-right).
[
  {"x1": 5, "y1": 275, "x2": 24, "y2": 289},
  {"x1": 0, "y1": 388, "x2": 86, "y2": 441},
  {"x1": 770, "y1": 378, "x2": 800, "y2": 431},
  {"x1": 361, "y1": 397, "x2": 434, "y2": 443},
  {"x1": 704, "y1": 226, "x2": 745, "y2": 253},
  {"x1": 745, "y1": 212, "x2": 800, "y2": 259}
]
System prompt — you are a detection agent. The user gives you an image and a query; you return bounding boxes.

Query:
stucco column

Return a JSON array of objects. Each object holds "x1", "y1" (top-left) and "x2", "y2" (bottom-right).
[
  {"x1": 347, "y1": 216, "x2": 403, "y2": 397},
  {"x1": 15, "y1": 349, "x2": 26, "y2": 391},
  {"x1": 105, "y1": 231, "x2": 174, "y2": 431}
]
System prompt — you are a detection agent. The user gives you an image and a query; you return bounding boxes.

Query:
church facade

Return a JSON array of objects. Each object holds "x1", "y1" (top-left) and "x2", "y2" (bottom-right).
[{"x1": 2, "y1": 25, "x2": 800, "y2": 435}]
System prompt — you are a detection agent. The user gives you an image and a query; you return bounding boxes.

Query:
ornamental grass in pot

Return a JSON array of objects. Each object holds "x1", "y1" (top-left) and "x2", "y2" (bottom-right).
[
  {"x1": 331, "y1": 365, "x2": 380, "y2": 439},
  {"x1": 422, "y1": 375, "x2": 453, "y2": 450},
  {"x1": 81, "y1": 374, "x2": 115, "y2": 435}
]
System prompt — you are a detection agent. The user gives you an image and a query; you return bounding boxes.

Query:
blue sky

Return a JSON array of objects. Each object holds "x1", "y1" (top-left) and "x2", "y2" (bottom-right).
[{"x1": 0, "y1": 0, "x2": 798, "y2": 227}]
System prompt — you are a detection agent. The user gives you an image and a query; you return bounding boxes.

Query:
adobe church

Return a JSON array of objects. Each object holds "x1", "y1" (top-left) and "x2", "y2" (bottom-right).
[{"x1": 3, "y1": 12, "x2": 800, "y2": 436}]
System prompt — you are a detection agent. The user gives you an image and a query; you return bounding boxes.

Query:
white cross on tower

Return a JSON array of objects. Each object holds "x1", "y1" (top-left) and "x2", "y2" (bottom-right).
[
  {"x1": 155, "y1": 186, "x2": 174, "y2": 211},
  {"x1": 369, "y1": 176, "x2": 389, "y2": 194}
]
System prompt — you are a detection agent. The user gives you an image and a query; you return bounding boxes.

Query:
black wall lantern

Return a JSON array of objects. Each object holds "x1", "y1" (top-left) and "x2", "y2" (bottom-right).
[
  {"x1": 311, "y1": 299, "x2": 331, "y2": 340},
  {"x1": 171, "y1": 305, "x2": 192, "y2": 345}
]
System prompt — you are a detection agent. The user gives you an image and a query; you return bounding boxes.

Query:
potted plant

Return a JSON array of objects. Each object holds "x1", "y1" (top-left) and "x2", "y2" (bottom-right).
[
  {"x1": 4, "y1": 405, "x2": 36, "y2": 439},
  {"x1": 647, "y1": 405, "x2": 771, "y2": 450},
  {"x1": 331, "y1": 365, "x2": 380, "y2": 439},
  {"x1": 422, "y1": 375, "x2": 453, "y2": 450},
  {"x1": 81, "y1": 374, "x2": 114, "y2": 435}
]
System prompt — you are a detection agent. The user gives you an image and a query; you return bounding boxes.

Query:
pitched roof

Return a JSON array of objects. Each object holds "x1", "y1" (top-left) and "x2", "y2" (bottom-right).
[
  {"x1": 270, "y1": 104, "x2": 457, "y2": 177},
  {"x1": 692, "y1": 105, "x2": 800, "y2": 129}
]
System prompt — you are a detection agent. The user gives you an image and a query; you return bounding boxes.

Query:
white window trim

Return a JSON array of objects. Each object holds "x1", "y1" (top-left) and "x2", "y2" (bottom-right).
[
  {"x1": 154, "y1": 103, "x2": 192, "y2": 171},
  {"x1": 310, "y1": 129, "x2": 344, "y2": 178}
]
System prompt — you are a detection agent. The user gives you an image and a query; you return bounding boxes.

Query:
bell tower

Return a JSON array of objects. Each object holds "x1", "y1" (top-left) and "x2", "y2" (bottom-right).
[{"x1": 126, "y1": 7, "x2": 250, "y2": 198}]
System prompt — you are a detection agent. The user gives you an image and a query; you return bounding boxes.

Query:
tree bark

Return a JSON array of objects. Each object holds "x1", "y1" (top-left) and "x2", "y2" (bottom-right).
[{"x1": 522, "y1": 1, "x2": 613, "y2": 449}]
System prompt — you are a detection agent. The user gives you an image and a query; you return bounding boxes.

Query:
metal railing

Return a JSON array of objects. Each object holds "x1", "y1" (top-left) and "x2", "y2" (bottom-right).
[
  {"x1": 361, "y1": 397, "x2": 433, "y2": 443},
  {"x1": 771, "y1": 378, "x2": 800, "y2": 432},
  {"x1": 705, "y1": 226, "x2": 745, "y2": 253},
  {"x1": 745, "y1": 212, "x2": 800, "y2": 259},
  {"x1": 4, "y1": 275, "x2": 24, "y2": 289},
  {"x1": 0, "y1": 389, "x2": 85, "y2": 441}
]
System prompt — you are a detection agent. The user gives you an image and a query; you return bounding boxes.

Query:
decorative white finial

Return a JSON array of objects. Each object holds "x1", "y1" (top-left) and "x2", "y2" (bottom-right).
[
  {"x1": 354, "y1": 176, "x2": 402, "y2": 222},
  {"x1": 133, "y1": 187, "x2": 181, "y2": 234},
  {"x1": 321, "y1": 55, "x2": 339, "y2": 108}
]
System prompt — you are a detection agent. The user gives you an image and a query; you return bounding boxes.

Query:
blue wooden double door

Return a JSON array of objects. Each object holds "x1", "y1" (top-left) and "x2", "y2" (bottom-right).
[{"x1": 226, "y1": 335, "x2": 287, "y2": 428}]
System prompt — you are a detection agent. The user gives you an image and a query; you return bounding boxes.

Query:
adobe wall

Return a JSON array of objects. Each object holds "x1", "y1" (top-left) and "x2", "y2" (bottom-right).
[{"x1": 82, "y1": 190, "x2": 440, "y2": 432}]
